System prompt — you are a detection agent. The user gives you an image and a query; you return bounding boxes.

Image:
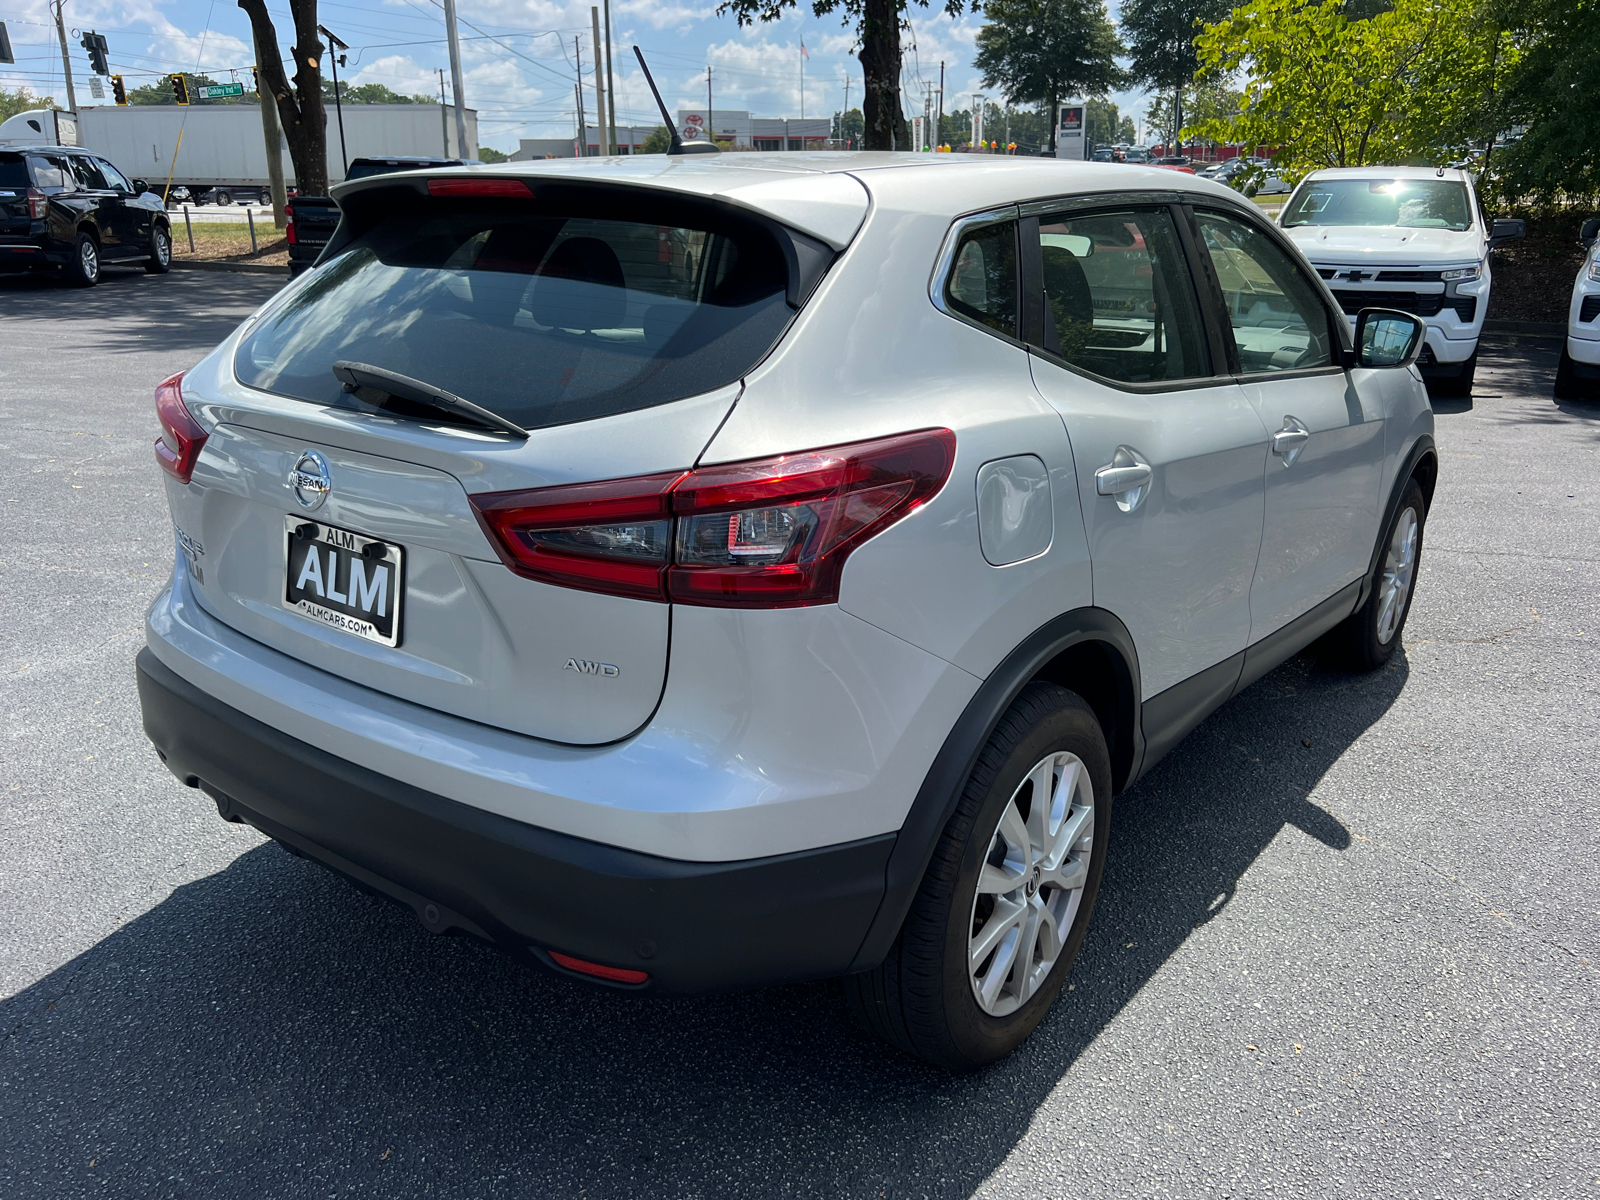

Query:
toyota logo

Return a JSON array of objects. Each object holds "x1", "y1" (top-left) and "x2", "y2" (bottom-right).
[{"x1": 287, "y1": 449, "x2": 332, "y2": 510}]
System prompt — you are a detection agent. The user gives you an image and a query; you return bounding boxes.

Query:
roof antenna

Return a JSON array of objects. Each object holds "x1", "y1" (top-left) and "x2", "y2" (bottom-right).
[{"x1": 634, "y1": 45, "x2": 718, "y2": 155}]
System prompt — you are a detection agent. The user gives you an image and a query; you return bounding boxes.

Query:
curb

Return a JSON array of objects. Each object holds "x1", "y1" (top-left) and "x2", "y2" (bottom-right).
[
  {"x1": 1482, "y1": 319, "x2": 1565, "y2": 337},
  {"x1": 171, "y1": 259, "x2": 290, "y2": 276}
]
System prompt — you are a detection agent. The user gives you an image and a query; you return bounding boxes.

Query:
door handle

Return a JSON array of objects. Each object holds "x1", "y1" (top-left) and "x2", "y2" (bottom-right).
[
  {"x1": 1271, "y1": 416, "x2": 1310, "y2": 467},
  {"x1": 1095, "y1": 446, "x2": 1152, "y2": 512}
]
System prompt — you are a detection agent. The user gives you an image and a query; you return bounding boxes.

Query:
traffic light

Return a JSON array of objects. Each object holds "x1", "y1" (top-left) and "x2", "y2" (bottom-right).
[
  {"x1": 80, "y1": 30, "x2": 109, "y2": 77},
  {"x1": 111, "y1": 75, "x2": 127, "y2": 106},
  {"x1": 170, "y1": 74, "x2": 190, "y2": 105},
  {"x1": 0, "y1": 21, "x2": 15, "y2": 66},
  {"x1": 251, "y1": 66, "x2": 259, "y2": 95}
]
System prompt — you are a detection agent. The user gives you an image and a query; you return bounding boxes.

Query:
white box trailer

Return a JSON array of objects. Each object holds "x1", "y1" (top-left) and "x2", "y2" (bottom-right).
[{"x1": 76, "y1": 103, "x2": 477, "y2": 198}]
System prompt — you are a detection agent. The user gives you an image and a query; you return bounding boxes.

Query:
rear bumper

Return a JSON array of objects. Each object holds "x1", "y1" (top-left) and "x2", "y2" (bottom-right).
[{"x1": 137, "y1": 647, "x2": 893, "y2": 993}]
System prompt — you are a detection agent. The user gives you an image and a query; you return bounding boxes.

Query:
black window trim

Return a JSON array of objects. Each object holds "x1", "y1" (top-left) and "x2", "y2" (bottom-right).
[
  {"x1": 1013, "y1": 194, "x2": 1227, "y2": 395},
  {"x1": 927, "y1": 205, "x2": 1027, "y2": 351}
]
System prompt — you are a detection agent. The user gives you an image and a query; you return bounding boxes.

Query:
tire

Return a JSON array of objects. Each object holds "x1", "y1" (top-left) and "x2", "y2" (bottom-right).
[
  {"x1": 144, "y1": 224, "x2": 172, "y2": 274},
  {"x1": 215, "y1": 190, "x2": 232, "y2": 206},
  {"x1": 1318, "y1": 478, "x2": 1426, "y2": 672},
  {"x1": 844, "y1": 682, "x2": 1113, "y2": 1071},
  {"x1": 1554, "y1": 347, "x2": 1591, "y2": 400},
  {"x1": 1428, "y1": 351, "x2": 1476, "y2": 398},
  {"x1": 63, "y1": 231, "x2": 100, "y2": 287}
]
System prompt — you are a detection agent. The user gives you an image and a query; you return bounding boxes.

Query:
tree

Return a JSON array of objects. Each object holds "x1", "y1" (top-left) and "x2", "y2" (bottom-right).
[
  {"x1": 974, "y1": 0, "x2": 1126, "y2": 151},
  {"x1": 477, "y1": 146, "x2": 511, "y2": 162},
  {"x1": 1190, "y1": 0, "x2": 1503, "y2": 173},
  {"x1": 1485, "y1": 0, "x2": 1600, "y2": 204},
  {"x1": 834, "y1": 107, "x2": 865, "y2": 146},
  {"x1": 640, "y1": 125, "x2": 673, "y2": 153},
  {"x1": 719, "y1": 0, "x2": 973, "y2": 150},
  {"x1": 322, "y1": 79, "x2": 434, "y2": 105},
  {"x1": 1085, "y1": 98, "x2": 1135, "y2": 146},
  {"x1": 129, "y1": 72, "x2": 254, "y2": 105},
  {"x1": 238, "y1": 0, "x2": 330, "y2": 196},
  {"x1": 1120, "y1": 0, "x2": 1233, "y2": 151},
  {"x1": 1, "y1": 86, "x2": 56, "y2": 124}
]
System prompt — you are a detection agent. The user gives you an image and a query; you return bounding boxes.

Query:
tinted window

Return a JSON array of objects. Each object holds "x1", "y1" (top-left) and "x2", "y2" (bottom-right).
[
  {"x1": 943, "y1": 220, "x2": 1017, "y2": 337},
  {"x1": 70, "y1": 156, "x2": 109, "y2": 189},
  {"x1": 0, "y1": 154, "x2": 29, "y2": 189},
  {"x1": 235, "y1": 200, "x2": 793, "y2": 431},
  {"x1": 1196, "y1": 211, "x2": 1334, "y2": 373},
  {"x1": 96, "y1": 158, "x2": 134, "y2": 192},
  {"x1": 27, "y1": 156, "x2": 73, "y2": 191},
  {"x1": 1030, "y1": 207, "x2": 1210, "y2": 384},
  {"x1": 1282, "y1": 179, "x2": 1473, "y2": 231}
]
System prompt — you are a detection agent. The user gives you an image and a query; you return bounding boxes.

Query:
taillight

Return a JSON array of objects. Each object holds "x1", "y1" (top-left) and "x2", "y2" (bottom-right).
[
  {"x1": 469, "y1": 429, "x2": 956, "y2": 608},
  {"x1": 547, "y1": 951, "x2": 649, "y2": 985},
  {"x1": 26, "y1": 187, "x2": 47, "y2": 219},
  {"x1": 153, "y1": 372, "x2": 207, "y2": 483},
  {"x1": 283, "y1": 202, "x2": 296, "y2": 245}
]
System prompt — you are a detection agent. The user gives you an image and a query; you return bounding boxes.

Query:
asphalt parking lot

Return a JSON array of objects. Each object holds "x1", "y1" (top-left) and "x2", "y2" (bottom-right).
[{"x1": 2, "y1": 267, "x2": 1596, "y2": 1199}]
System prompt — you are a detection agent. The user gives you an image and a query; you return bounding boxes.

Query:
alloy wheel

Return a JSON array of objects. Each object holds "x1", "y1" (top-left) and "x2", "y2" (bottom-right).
[
  {"x1": 155, "y1": 229, "x2": 171, "y2": 266},
  {"x1": 80, "y1": 239, "x2": 98, "y2": 280},
  {"x1": 968, "y1": 750, "x2": 1095, "y2": 1017},
  {"x1": 1376, "y1": 506, "x2": 1419, "y2": 645}
]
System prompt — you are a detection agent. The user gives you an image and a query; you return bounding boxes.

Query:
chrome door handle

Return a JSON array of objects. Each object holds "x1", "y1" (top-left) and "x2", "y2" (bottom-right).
[
  {"x1": 1271, "y1": 416, "x2": 1310, "y2": 467},
  {"x1": 1095, "y1": 446, "x2": 1152, "y2": 512}
]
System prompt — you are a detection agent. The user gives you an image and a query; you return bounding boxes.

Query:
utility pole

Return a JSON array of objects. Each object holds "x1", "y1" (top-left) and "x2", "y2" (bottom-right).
[
  {"x1": 589, "y1": 8, "x2": 607, "y2": 154},
  {"x1": 573, "y1": 36, "x2": 587, "y2": 156},
  {"x1": 706, "y1": 64, "x2": 713, "y2": 148},
  {"x1": 51, "y1": 0, "x2": 78, "y2": 113},
  {"x1": 439, "y1": 69, "x2": 449, "y2": 155},
  {"x1": 252, "y1": 26, "x2": 287, "y2": 227},
  {"x1": 441, "y1": 0, "x2": 469, "y2": 158},
  {"x1": 602, "y1": 0, "x2": 617, "y2": 156},
  {"x1": 937, "y1": 61, "x2": 944, "y2": 147},
  {"x1": 842, "y1": 74, "x2": 849, "y2": 148}
]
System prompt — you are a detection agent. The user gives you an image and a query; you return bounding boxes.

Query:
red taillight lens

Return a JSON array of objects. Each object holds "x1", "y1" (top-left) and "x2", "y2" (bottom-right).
[
  {"x1": 153, "y1": 372, "x2": 207, "y2": 483},
  {"x1": 283, "y1": 202, "x2": 296, "y2": 245},
  {"x1": 471, "y1": 471, "x2": 684, "y2": 601},
  {"x1": 26, "y1": 187, "x2": 47, "y2": 219},
  {"x1": 468, "y1": 430, "x2": 956, "y2": 608},
  {"x1": 547, "y1": 951, "x2": 649, "y2": 985},
  {"x1": 428, "y1": 178, "x2": 533, "y2": 198}
]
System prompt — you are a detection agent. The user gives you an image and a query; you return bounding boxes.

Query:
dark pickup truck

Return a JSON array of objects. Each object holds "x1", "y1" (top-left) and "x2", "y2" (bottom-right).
[{"x1": 286, "y1": 155, "x2": 466, "y2": 276}]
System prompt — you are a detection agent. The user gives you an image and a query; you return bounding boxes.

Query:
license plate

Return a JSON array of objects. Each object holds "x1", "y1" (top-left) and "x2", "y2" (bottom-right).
[{"x1": 282, "y1": 516, "x2": 404, "y2": 647}]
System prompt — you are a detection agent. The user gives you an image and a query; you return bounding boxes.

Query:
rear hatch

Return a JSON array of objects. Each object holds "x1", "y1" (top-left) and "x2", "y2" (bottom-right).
[
  {"x1": 171, "y1": 172, "x2": 845, "y2": 745},
  {"x1": 0, "y1": 153, "x2": 34, "y2": 237}
]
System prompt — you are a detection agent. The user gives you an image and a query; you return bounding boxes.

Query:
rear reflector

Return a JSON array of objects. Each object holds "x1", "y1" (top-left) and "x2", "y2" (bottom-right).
[
  {"x1": 470, "y1": 429, "x2": 957, "y2": 608},
  {"x1": 153, "y1": 372, "x2": 207, "y2": 484},
  {"x1": 427, "y1": 178, "x2": 534, "y2": 198},
  {"x1": 548, "y1": 951, "x2": 650, "y2": 985},
  {"x1": 283, "y1": 202, "x2": 296, "y2": 245}
]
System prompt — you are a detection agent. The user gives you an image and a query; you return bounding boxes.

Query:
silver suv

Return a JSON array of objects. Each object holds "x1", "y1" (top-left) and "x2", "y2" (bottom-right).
[{"x1": 137, "y1": 155, "x2": 1437, "y2": 1070}]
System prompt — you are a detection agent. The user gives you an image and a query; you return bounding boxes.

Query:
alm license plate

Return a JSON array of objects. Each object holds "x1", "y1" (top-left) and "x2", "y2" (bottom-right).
[{"x1": 283, "y1": 516, "x2": 404, "y2": 647}]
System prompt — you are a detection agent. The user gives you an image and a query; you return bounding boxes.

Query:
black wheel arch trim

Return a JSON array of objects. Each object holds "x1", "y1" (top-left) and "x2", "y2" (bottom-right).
[
  {"x1": 847, "y1": 607, "x2": 1142, "y2": 973},
  {"x1": 1360, "y1": 434, "x2": 1436, "y2": 609}
]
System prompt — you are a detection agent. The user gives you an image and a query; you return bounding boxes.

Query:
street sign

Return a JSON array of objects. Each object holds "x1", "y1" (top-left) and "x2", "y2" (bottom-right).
[
  {"x1": 196, "y1": 83, "x2": 244, "y2": 99},
  {"x1": 88, "y1": 77, "x2": 104, "y2": 100}
]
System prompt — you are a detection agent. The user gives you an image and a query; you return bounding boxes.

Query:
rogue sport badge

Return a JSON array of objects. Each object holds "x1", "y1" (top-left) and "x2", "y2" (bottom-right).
[{"x1": 288, "y1": 450, "x2": 332, "y2": 510}]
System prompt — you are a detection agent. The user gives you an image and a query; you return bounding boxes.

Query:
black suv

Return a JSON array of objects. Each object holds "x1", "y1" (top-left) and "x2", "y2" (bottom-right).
[{"x1": 0, "y1": 145, "x2": 172, "y2": 286}]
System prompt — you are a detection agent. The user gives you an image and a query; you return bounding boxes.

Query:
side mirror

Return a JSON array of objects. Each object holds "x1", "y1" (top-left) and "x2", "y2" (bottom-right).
[
  {"x1": 1355, "y1": 308, "x2": 1425, "y2": 369},
  {"x1": 132, "y1": 179, "x2": 150, "y2": 195},
  {"x1": 1581, "y1": 217, "x2": 1600, "y2": 249},
  {"x1": 1489, "y1": 217, "x2": 1525, "y2": 248}
]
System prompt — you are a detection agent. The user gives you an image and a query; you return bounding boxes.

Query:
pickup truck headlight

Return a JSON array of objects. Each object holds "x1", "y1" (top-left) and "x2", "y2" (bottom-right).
[
  {"x1": 1440, "y1": 264, "x2": 1481, "y2": 281},
  {"x1": 1588, "y1": 258, "x2": 1600, "y2": 281}
]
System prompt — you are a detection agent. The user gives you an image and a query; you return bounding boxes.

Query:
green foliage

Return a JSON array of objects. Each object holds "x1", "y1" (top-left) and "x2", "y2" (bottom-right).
[
  {"x1": 476, "y1": 146, "x2": 511, "y2": 163},
  {"x1": 1191, "y1": 0, "x2": 1507, "y2": 173},
  {"x1": 974, "y1": 0, "x2": 1126, "y2": 117},
  {"x1": 1, "y1": 86, "x2": 57, "y2": 124},
  {"x1": 1085, "y1": 99, "x2": 1136, "y2": 146},
  {"x1": 640, "y1": 125, "x2": 673, "y2": 153},
  {"x1": 1486, "y1": 0, "x2": 1600, "y2": 205},
  {"x1": 939, "y1": 103, "x2": 1050, "y2": 151},
  {"x1": 322, "y1": 79, "x2": 435, "y2": 105},
  {"x1": 1121, "y1": 0, "x2": 1235, "y2": 95},
  {"x1": 834, "y1": 107, "x2": 865, "y2": 144}
]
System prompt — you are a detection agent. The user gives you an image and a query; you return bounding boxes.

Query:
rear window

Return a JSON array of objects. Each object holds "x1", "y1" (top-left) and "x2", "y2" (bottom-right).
[
  {"x1": 234, "y1": 198, "x2": 794, "y2": 430},
  {"x1": 0, "y1": 154, "x2": 29, "y2": 189}
]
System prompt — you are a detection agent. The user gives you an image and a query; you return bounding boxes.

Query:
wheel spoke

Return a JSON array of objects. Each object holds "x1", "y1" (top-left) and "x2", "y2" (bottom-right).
[
  {"x1": 1043, "y1": 853, "x2": 1088, "y2": 894},
  {"x1": 978, "y1": 924, "x2": 1022, "y2": 1007},
  {"x1": 997, "y1": 797, "x2": 1031, "y2": 866},
  {"x1": 1011, "y1": 903, "x2": 1039, "y2": 999},
  {"x1": 1023, "y1": 758, "x2": 1056, "y2": 851},
  {"x1": 1049, "y1": 799, "x2": 1093, "y2": 863},
  {"x1": 970, "y1": 897, "x2": 1024, "y2": 971},
  {"x1": 1033, "y1": 894, "x2": 1065, "y2": 964},
  {"x1": 977, "y1": 860, "x2": 1025, "y2": 895}
]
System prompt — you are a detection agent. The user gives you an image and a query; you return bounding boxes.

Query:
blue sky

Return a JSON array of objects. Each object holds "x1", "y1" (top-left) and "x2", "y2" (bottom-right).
[{"x1": 0, "y1": 0, "x2": 1156, "y2": 153}]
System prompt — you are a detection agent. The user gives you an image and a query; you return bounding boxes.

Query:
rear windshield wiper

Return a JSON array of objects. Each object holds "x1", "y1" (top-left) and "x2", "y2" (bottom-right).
[{"x1": 330, "y1": 361, "x2": 529, "y2": 439}]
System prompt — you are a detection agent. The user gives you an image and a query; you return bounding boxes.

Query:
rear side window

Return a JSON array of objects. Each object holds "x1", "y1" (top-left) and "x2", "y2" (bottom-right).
[
  {"x1": 26, "y1": 156, "x2": 73, "y2": 191},
  {"x1": 943, "y1": 220, "x2": 1017, "y2": 337},
  {"x1": 1030, "y1": 208, "x2": 1210, "y2": 384},
  {"x1": 235, "y1": 199, "x2": 794, "y2": 430}
]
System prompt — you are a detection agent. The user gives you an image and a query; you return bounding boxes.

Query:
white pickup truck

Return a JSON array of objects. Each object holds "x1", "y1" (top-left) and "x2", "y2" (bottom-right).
[
  {"x1": 1556, "y1": 216, "x2": 1600, "y2": 399},
  {"x1": 1278, "y1": 166, "x2": 1524, "y2": 397}
]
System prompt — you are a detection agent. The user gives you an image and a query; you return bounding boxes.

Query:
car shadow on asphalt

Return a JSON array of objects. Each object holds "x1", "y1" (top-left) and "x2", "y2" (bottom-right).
[
  {"x1": 0, "y1": 268, "x2": 284, "y2": 356},
  {"x1": 0, "y1": 650, "x2": 1406, "y2": 1199}
]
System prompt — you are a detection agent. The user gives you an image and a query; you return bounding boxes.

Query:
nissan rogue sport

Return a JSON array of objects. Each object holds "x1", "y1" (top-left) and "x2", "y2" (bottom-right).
[{"x1": 137, "y1": 154, "x2": 1438, "y2": 1070}]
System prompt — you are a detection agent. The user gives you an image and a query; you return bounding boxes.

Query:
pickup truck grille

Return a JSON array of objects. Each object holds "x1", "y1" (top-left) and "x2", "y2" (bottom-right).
[
  {"x1": 1580, "y1": 295, "x2": 1600, "y2": 323},
  {"x1": 1330, "y1": 289, "x2": 1476, "y2": 322},
  {"x1": 1318, "y1": 268, "x2": 1444, "y2": 283}
]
